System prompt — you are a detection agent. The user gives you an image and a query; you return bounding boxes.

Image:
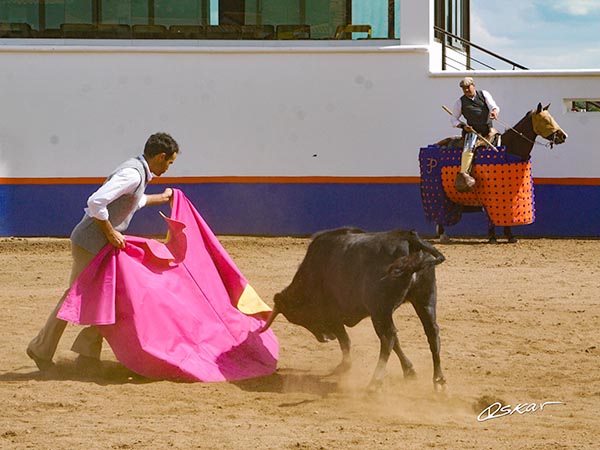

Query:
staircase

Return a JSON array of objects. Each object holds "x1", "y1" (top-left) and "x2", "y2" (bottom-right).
[{"x1": 434, "y1": 25, "x2": 527, "y2": 71}]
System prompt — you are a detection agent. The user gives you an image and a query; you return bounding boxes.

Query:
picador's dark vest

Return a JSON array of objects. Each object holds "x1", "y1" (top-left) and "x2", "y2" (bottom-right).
[{"x1": 461, "y1": 90, "x2": 492, "y2": 136}]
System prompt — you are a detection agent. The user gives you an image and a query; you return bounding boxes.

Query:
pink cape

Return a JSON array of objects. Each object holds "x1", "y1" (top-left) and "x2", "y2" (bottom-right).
[{"x1": 58, "y1": 189, "x2": 278, "y2": 382}]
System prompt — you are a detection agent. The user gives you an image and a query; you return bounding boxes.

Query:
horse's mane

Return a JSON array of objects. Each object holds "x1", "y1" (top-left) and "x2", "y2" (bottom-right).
[
  {"x1": 501, "y1": 110, "x2": 532, "y2": 139},
  {"x1": 500, "y1": 110, "x2": 536, "y2": 160}
]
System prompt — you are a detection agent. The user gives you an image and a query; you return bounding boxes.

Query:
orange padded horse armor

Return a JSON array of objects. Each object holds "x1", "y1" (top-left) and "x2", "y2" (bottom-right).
[{"x1": 419, "y1": 145, "x2": 535, "y2": 227}]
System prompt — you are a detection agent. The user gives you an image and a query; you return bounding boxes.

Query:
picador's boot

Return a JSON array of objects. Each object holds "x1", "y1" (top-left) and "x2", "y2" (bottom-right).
[
  {"x1": 460, "y1": 150, "x2": 474, "y2": 173},
  {"x1": 455, "y1": 151, "x2": 476, "y2": 192}
]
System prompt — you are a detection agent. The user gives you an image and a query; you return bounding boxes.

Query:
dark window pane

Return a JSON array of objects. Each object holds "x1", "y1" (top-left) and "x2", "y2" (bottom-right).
[
  {"x1": 46, "y1": 2, "x2": 67, "y2": 31},
  {"x1": 0, "y1": 0, "x2": 399, "y2": 40},
  {"x1": 0, "y1": 0, "x2": 39, "y2": 30},
  {"x1": 131, "y1": 0, "x2": 149, "y2": 25},
  {"x1": 102, "y1": 0, "x2": 132, "y2": 24},
  {"x1": 155, "y1": 0, "x2": 205, "y2": 27},
  {"x1": 64, "y1": 0, "x2": 92, "y2": 23}
]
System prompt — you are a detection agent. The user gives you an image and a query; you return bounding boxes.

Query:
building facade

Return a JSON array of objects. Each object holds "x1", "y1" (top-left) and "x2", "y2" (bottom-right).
[{"x1": 0, "y1": 1, "x2": 598, "y2": 237}]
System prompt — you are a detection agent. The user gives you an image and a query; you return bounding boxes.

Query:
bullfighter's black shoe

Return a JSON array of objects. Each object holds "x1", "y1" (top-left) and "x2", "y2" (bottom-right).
[{"x1": 26, "y1": 347, "x2": 55, "y2": 372}]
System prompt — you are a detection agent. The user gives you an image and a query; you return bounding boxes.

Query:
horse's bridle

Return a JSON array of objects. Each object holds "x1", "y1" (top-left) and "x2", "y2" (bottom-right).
[
  {"x1": 544, "y1": 130, "x2": 567, "y2": 148},
  {"x1": 495, "y1": 116, "x2": 560, "y2": 149}
]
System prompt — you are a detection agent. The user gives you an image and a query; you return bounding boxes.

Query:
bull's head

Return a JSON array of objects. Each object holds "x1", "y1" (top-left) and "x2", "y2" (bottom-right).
[{"x1": 260, "y1": 292, "x2": 336, "y2": 342}]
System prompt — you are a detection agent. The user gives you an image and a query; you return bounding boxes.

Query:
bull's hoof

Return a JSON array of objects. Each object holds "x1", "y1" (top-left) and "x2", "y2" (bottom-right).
[
  {"x1": 331, "y1": 360, "x2": 352, "y2": 375},
  {"x1": 366, "y1": 379, "x2": 384, "y2": 394},
  {"x1": 403, "y1": 367, "x2": 417, "y2": 379},
  {"x1": 439, "y1": 233, "x2": 451, "y2": 245},
  {"x1": 507, "y1": 236, "x2": 518, "y2": 244},
  {"x1": 434, "y1": 376, "x2": 447, "y2": 391},
  {"x1": 487, "y1": 236, "x2": 499, "y2": 244}
]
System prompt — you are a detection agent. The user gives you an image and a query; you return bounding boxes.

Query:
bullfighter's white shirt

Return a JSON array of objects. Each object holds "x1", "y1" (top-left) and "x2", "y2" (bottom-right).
[
  {"x1": 85, "y1": 155, "x2": 153, "y2": 221},
  {"x1": 451, "y1": 90, "x2": 500, "y2": 128}
]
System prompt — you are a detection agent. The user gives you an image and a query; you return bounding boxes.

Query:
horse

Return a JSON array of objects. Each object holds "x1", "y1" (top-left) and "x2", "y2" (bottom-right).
[{"x1": 419, "y1": 103, "x2": 568, "y2": 244}]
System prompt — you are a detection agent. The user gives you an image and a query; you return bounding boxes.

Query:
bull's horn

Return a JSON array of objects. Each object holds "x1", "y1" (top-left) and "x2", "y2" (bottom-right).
[{"x1": 260, "y1": 304, "x2": 280, "y2": 333}]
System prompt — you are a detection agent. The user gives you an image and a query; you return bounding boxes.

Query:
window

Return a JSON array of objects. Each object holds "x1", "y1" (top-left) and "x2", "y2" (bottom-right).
[
  {"x1": 434, "y1": 0, "x2": 469, "y2": 47},
  {"x1": 0, "y1": 0, "x2": 400, "y2": 40},
  {"x1": 570, "y1": 100, "x2": 600, "y2": 113}
]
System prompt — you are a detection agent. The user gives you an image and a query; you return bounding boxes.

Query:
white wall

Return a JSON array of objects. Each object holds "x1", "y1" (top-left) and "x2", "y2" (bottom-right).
[
  {"x1": 0, "y1": 45, "x2": 430, "y2": 178},
  {"x1": 0, "y1": 0, "x2": 598, "y2": 181},
  {"x1": 1, "y1": 44, "x2": 598, "y2": 180}
]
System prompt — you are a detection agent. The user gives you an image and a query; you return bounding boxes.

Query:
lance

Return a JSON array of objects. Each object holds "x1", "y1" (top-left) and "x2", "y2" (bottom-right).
[{"x1": 441, "y1": 105, "x2": 498, "y2": 150}]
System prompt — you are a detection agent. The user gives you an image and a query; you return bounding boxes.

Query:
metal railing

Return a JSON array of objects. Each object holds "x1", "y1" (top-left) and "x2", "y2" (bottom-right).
[{"x1": 434, "y1": 25, "x2": 528, "y2": 71}]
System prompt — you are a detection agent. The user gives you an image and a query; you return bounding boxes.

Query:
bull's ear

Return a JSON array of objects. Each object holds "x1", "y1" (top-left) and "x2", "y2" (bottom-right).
[
  {"x1": 387, "y1": 253, "x2": 422, "y2": 278},
  {"x1": 536, "y1": 103, "x2": 543, "y2": 113},
  {"x1": 544, "y1": 103, "x2": 551, "y2": 110}
]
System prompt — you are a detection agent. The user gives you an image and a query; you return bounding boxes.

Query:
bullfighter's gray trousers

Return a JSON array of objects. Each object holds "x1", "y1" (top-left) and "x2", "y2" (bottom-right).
[{"x1": 28, "y1": 243, "x2": 104, "y2": 362}]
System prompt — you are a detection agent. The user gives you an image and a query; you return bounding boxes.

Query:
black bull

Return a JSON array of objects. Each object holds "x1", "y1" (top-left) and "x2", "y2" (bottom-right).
[{"x1": 261, "y1": 227, "x2": 447, "y2": 390}]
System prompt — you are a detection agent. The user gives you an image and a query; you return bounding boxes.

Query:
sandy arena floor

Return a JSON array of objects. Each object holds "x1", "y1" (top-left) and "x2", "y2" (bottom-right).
[{"x1": 0, "y1": 234, "x2": 598, "y2": 449}]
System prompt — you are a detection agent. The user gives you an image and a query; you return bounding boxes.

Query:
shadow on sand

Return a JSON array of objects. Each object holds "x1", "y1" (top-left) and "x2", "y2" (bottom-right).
[
  {"x1": 233, "y1": 368, "x2": 341, "y2": 399},
  {"x1": 6, "y1": 359, "x2": 342, "y2": 395},
  {"x1": 0, "y1": 360, "x2": 155, "y2": 385},
  {"x1": 431, "y1": 238, "x2": 501, "y2": 246}
]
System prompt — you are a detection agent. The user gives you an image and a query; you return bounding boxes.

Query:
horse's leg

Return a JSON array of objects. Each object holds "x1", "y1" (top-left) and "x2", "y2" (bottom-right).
[
  {"x1": 483, "y1": 208, "x2": 498, "y2": 244},
  {"x1": 436, "y1": 224, "x2": 444, "y2": 237},
  {"x1": 487, "y1": 225, "x2": 498, "y2": 244},
  {"x1": 436, "y1": 224, "x2": 450, "y2": 244},
  {"x1": 505, "y1": 226, "x2": 518, "y2": 243}
]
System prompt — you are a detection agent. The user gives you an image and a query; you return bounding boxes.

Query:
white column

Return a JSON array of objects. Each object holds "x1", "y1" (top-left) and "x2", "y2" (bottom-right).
[{"x1": 400, "y1": 0, "x2": 433, "y2": 46}]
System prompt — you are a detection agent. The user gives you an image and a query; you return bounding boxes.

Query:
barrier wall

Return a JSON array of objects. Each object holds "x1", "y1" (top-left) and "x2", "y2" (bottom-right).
[{"x1": 1, "y1": 18, "x2": 599, "y2": 238}]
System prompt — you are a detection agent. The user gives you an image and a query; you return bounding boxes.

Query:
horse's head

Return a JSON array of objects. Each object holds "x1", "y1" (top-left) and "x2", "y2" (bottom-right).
[{"x1": 531, "y1": 103, "x2": 568, "y2": 147}]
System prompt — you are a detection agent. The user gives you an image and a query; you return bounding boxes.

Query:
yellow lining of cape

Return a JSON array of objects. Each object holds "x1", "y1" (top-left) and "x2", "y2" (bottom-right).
[{"x1": 237, "y1": 284, "x2": 272, "y2": 315}]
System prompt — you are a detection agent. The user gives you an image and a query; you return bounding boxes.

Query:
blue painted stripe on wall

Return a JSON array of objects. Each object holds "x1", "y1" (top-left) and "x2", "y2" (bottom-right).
[{"x1": 0, "y1": 182, "x2": 598, "y2": 237}]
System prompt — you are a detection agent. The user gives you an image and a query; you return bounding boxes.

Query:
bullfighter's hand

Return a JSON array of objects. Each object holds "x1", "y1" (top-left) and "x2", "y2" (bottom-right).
[
  {"x1": 144, "y1": 190, "x2": 173, "y2": 207},
  {"x1": 163, "y1": 188, "x2": 173, "y2": 200},
  {"x1": 107, "y1": 229, "x2": 127, "y2": 249},
  {"x1": 163, "y1": 188, "x2": 174, "y2": 208}
]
